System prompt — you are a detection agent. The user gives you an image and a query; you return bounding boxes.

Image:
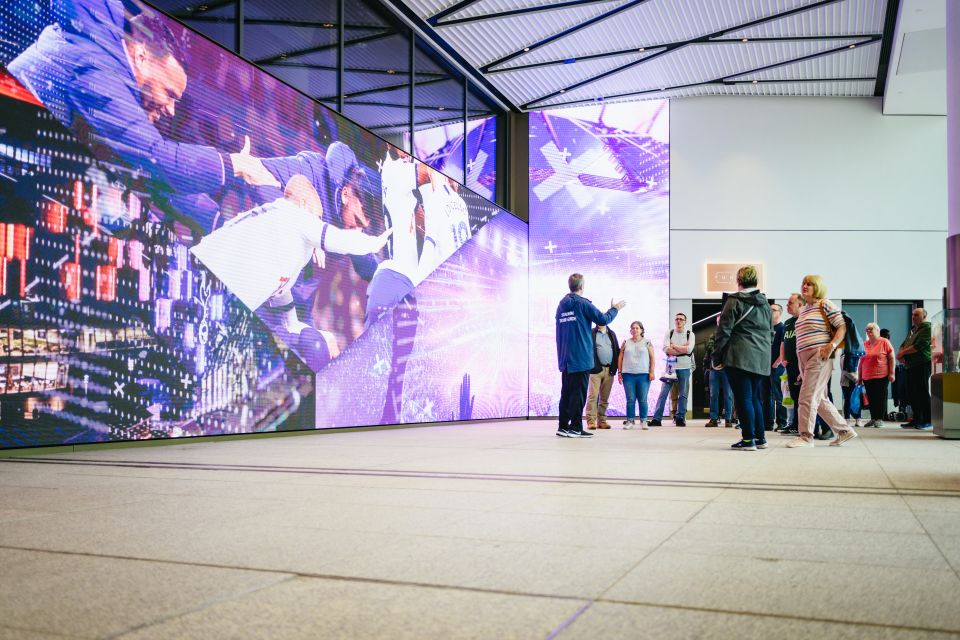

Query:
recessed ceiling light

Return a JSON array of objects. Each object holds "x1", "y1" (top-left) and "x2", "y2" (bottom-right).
[
  {"x1": 322, "y1": 23, "x2": 334, "y2": 28},
  {"x1": 438, "y1": 106, "x2": 445, "y2": 111},
  {"x1": 741, "y1": 38, "x2": 748, "y2": 42},
  {"x1": 523, "y1": 47, "x2": 530, "y2": 52},
  {"x1": 638, "y1": 47, "x2": 645, "y2": 52},
  {"x1": 848, "y1": 44, "x2": 856, "y2": 48},
  {"x1": 387, "y1": 69, "x2": 396, "y2": 74},
  {"x1": 751, "y1": 80, "x2": 758, "y2": 84},
  {"x1": 559, "y1": 89, "x2": 566, "y2": 93}
]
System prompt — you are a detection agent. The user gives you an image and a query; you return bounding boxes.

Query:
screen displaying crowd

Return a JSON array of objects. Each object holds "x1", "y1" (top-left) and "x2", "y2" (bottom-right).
[
  {"x1": 0, "y1": 0, "x2": 525, "y2": 448},
  {"x1": 527, "y1": 102, "x2": 670, "y2": 418}
]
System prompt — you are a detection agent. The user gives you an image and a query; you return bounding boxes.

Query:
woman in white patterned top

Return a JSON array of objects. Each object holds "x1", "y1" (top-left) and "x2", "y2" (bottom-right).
[
  {"x1": 786, "y1": 274, "x2": 857, "y2": 448},
  {"x1": 617, "y1": 321, "x2": 655, "y2": 429}
]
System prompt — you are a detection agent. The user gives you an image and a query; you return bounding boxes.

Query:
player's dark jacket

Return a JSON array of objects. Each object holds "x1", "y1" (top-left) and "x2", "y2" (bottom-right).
[
  {"x1": 555, "y1": 293, "x2": 618, "y2": 373},
  {"x1": 8, "y1": 0, "x2": 230, "y2": 195}
]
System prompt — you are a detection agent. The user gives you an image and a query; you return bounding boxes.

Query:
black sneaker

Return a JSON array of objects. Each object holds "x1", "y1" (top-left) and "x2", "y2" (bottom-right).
[
  {"x1": 900, "y1": 422, "x2": 918, "y2": 429},
  {"x1": 705, "y1": 419, "x2": 719, "y2": 428},
  {"x1": 571, "y1": 430, "x2": 594, "y2": 438},
  {"x1": 814, "y1": 429, "x2": 834, "y2": 441},
  {"x1": 675, "y1": 417, "x2": 686, "y2": 427},
  {"x1": 556, "y1": 429, "x2": 572, "y2": 437},
  {"x1": 647, "y1": 419, "x2": 662, "y2": 427},
  {"x1": 731, "y1": 439, "x2": 756, "y2": 451}
]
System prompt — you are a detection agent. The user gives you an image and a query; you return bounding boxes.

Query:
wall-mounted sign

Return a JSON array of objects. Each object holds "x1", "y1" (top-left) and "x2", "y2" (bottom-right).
[{"x1": 705, "y1": 263, "x2": 764, "y2": 293}]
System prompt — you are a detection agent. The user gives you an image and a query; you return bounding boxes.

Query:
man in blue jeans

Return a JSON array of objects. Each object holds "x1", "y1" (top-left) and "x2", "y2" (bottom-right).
[
  {"x1": 555, "y1": 273, "x2": 625, "y2": 438},
  {"x1": 648, "y1": 312, "x2": 695, "y2": 427},
  {"x1": 704, "y1": 317, "x2": 734, "y2": 427}
]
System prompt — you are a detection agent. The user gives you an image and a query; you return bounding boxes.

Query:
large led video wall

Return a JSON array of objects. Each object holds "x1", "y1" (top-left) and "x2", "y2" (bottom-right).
[
  {"x1": 0, "y1": 0, "x2": 526, "y2": 448},
  {"x1": 528, "y1": 103, "x2": 670, "y2": 417}
]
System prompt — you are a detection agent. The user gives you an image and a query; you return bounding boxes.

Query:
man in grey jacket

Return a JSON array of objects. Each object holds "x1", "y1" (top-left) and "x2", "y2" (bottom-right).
[{"x1": 712, "y1": 266, "x2": 774, "y2": 451}]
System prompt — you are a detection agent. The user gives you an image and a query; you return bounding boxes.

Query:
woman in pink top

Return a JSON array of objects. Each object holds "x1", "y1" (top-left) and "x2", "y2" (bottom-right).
[{"x1": 858, "y1": 322, "x2": 895, "y2": 428}]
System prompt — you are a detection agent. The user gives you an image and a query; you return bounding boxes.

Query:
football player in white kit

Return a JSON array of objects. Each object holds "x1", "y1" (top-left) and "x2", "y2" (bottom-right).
[
  {"x1": 364, "y1": 151, "x2": 424, "y2": 329},
  {"x1": 365, "y1": 154, "x2": 474, "y2": 329},
  {"x1": 418, "y1": 168, "x2": 471, "y2": 280},
  {"x1": 191, "y1": 174, "x2": 391, "y2": 369}
]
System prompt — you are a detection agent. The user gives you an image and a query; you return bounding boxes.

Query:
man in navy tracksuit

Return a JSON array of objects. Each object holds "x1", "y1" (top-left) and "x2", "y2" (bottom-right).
[{"x1": 555, "y1": 273, "x2": 626, "y2": 438}]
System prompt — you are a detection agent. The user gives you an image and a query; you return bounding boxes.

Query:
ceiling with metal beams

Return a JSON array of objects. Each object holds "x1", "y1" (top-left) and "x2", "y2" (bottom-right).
[{"x1": 388, "y1": 0, "x2": 900, "y2": 111}]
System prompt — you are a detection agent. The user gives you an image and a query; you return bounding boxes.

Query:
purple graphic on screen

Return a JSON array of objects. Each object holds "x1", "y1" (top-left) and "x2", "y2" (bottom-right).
[
  {"x1": 410, "y1": 118, "x2": 497, "y2": 202},
  {"x1": 313, "y1": 211, "x2": 528, "y2": 428},
  {"x1": 528, "y1": 103, "x2": 670, "y2": 417}
]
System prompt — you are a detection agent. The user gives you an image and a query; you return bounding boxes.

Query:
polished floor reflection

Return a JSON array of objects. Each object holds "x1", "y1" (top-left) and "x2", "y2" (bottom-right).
[{"x1": 1, "y1": 419, "x2": 959, "y2": 639}]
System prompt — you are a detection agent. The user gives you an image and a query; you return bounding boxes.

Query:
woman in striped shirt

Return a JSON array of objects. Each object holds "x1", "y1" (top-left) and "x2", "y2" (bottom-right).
[{"x1": 786, "y1": 275, "x2": 858, "y2": 448}]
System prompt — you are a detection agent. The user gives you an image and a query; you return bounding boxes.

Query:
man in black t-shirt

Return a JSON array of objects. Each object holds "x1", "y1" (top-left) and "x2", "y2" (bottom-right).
[
  {"x1": 778, "y1": 295, "x2": 802, "y2": 434},
  {"x1": 764, "y1": 303, "x2": 786, "y2": 430}
]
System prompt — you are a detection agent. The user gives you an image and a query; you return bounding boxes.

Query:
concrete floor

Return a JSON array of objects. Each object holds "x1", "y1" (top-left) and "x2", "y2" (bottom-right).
[{"x1": 1, "y1": 419, "x2": 960, "y2": 639}]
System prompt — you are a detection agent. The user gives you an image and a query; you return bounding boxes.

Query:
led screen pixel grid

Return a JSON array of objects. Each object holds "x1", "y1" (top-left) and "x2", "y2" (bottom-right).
[
  {"x1": 0, "y1": 0, "x2": 526, "y2": 447},
  {"x1": 528, "y1": 103, "x2": 670, "y2": 418}
]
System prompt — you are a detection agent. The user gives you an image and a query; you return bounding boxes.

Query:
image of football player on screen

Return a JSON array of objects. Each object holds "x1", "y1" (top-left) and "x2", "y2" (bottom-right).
[
  {"x1": 418, "y1": 165, "x2": 471, "y2": 281},
  {"x1": 190, "y1": 174, "x2": 391, "y2": 371},
  {"x1": 5, "y1": 0, "x2": 278, "y2": 229}
]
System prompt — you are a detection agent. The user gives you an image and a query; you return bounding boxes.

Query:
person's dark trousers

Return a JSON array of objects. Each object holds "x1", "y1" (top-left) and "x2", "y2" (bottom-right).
[
  {"x1": 559, "y1": 370, "x2": 591, "y2": 432},
  {"x1": 763, "y1": 364, "x2": 786, "y2": 428},
  {"x1": 863, "y1": 378, "x2": 889, "y2": 422},
  {"x1": 726, "y1": 366, "x2": 765, "y2": 443},
  {"x1": 906, "y1": 362, "x2": 932, "y2": 424},
  {"x1": 842, "y1": 384, "x2": 861, "y2": 420},
  {"x1": 786, "y1": 365, "x2": 801, "y2": 429}
]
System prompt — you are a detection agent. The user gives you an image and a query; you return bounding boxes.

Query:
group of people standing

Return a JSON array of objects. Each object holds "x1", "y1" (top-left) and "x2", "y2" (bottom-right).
[{"x1": 555, "y1": 268, "x2": 935, "y2": 445}]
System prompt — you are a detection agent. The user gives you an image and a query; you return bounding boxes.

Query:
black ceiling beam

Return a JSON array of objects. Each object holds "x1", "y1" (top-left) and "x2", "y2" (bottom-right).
[
  {"x1": 183, "y1": 16, "x2": 386, "y2": 31},
  {"x1": 172, "y1": 0, "x2": 235, "y2": 19},
  {"x1": 481, "y1": 0, "x2": 655, "y2": 73},
  {"x1": 874, "y1": 0, "x2": 902, "y2": 96},
  {"x1": 317, "y1": 76, "x2": 449, "y2": 101},
  {"x1": 727, "y1": 76, "x2": 876, "y2": 84},
  {"x1": 492, "y1": 0, "x2": 845, "y2": 75},
  {"x1": 490, "y1": 34, "x2": 881, "y2": 75},
  {"x1": 342, "y1": 99, "x2": 489, "y2": 113},
  {"x1": 368, "y1": 112, "x2": 489, "y2": 133},
  {"x1": 427, "y1": 0, "x2": 483, "y2": 26},
  {"x1": 519, "y1": 0, "x2": 854, "y2": 108},
  {"x1": 268, "y1": 62, "x2": 446, "y2": 78},
  {"x1": 254, "y1": 30, "x2": 395, "y2": 65},
  {"x1": 436, "y1": 0, "x2": 619, "y2": 27},
  {"x1": 528, "y1": 37, "x2": 880, "y2": 110}
]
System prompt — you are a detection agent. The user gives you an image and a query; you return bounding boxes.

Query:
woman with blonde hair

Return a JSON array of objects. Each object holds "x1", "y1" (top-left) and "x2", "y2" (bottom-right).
[
  {"x1": 859, "y1": 322, "x2": 895, "y2": 427},
  {"x1": 786, "y1": 275, "x2": 857, "y2": 448}
]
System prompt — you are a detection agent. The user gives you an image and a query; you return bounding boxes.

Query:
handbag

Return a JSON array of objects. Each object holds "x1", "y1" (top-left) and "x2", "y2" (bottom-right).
[{"x1": 850, "y1": 383, "x2": 864, "y2": 414}]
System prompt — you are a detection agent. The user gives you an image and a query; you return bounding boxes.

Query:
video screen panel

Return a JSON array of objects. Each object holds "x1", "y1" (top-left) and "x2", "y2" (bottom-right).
[
  {"x1": 528, "y1": 103, "x2": 670, "y2": 417},
  {"x1": 0, "y1": 0, "x2": 524, "y2": 447},
  {"x1": 409, "y1": 118, "x2": 497, "y2": 203}
]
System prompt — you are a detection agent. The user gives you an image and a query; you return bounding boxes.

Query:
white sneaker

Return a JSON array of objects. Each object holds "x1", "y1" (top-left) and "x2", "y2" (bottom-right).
[
  {"x1": 874, "y1": 420, "x2": 884, "y2": 428},
  {"x1": 624, "y1": 421, "x2": 634, "y2": 430},
  {"x1": 786, "y1": 436, "x2": 814, "y2": 448},
  {"x1": 641, "y1": 422, "x2": 649, "y2": 430},
  {"x1": 854, "y1": 419, "x2": 862, "y2": 427}
]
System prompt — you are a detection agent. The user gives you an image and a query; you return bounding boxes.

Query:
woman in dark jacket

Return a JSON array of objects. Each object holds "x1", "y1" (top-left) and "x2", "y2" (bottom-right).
[{"x1": 712, "y1": 266, "x2": 773, "y2": 451}]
